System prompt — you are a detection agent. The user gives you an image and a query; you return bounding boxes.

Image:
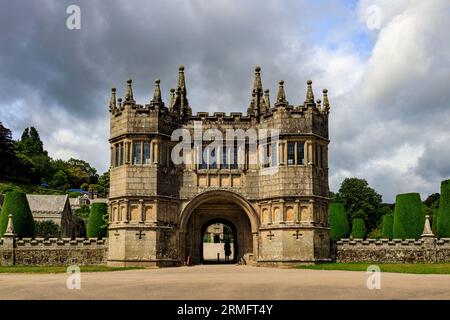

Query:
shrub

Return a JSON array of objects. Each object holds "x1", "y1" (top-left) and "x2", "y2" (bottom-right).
[
  {"x1": 351, "y1": 218, "x2": 367, "y2": 239},
  {"x1": 437, "y1": 180, "x2": 450, "y2": 238},
  {"x1": 0, "y1": 191, "x2": 35, "y2": 238},
  {"x1": 381, "y1": 214, "x2": 394, "y2": 239},
  {"x1": 328, "y1": 203, "x2": 350, "y2": 240},
  {"x1": 35, "y1": 220, "x2": 61, "y2": 239},
  {"x1": 68, "y1": 192, "x2": 82, "y2": 198},
  {"x1": 86, "y1": 203, "x2": 108, "y2": 238},
  {"x1": 393, "y1": 193, "x2": 425, "y2": 239}
]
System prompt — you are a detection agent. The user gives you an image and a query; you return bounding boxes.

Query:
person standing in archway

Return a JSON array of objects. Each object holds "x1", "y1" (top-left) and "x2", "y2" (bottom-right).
[{"x1": 224, "y1": 239, "x2": 232, "y2": 262}]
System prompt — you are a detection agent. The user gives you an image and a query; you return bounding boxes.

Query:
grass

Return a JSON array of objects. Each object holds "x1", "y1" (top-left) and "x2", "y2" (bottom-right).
[
  {"x1": 0, "y1": 180, "x2": 65, "y2": 196},
  {"x1": 296, "y1": 263, "x2": 450, "y2": 274},
  {"x1": 0, "y1": 265, "x2": 143, "y2": 274}
]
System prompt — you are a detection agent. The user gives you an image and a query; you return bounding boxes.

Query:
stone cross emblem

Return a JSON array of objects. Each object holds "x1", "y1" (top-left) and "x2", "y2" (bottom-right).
[
  {"x1": 136, "y1": 230, "x2": 146, "y2": 240},
  {"x1": 293, "y1": 230, "x2": 303, "y2": 240},
  {"x1": 267, "y1": 231, "x2": 275, "y2": 240}
]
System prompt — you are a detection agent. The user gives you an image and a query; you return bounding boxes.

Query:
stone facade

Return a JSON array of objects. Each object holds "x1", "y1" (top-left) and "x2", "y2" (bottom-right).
[{"x1": 107, "y1": 66, "x2": 331, "y2": 267}]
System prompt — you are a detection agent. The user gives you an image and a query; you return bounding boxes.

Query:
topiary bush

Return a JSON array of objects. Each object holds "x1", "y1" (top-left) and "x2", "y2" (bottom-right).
[
  {"x1": 437, "y1": 179, "x2": 450, "y2": 238},
  {"x1": 35, "y1": 220, "x2": 61, "y2": 239},
  {"x1": 328, "y1": 203, "x2": 350, "y2": 240},
  {"x1": 393, "y1": 193, "x2": 425, "y2": 240},
  {"x1": 351, "y1": 218, "x2": 367, "y2": 239},
  {"x1": 381, "y1": 213, "x2": 394, "y2": 239},
  {"x1": 87, "y1": 203, "x2": 108, "y2": 238},
  {"x1": 0, "y1": 191, "x2": 35, "y2": 238}
]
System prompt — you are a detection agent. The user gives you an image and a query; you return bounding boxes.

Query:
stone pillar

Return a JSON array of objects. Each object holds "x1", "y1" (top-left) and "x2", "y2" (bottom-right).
[
  {"x1": 420, "y1": 215, "x2": 436, "y2": 262},
  {"x1": 2, "y1": 215, "x2": 15, "y2": 266}
]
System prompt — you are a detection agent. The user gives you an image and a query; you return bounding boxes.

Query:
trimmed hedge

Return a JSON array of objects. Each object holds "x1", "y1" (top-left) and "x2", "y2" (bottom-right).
[
  {"x1": 381, "y1": 214, "x2": 394, "y2": 239},
  {"x1": 393, "y1": 193, "x2": 425, "y2": 240},
  {"x1": 87, "y1": 203, "x2": 108, "y2": 238},
  {"x1": 351, "y1": 218, "x2": 367, "y2": 239},
  {"x1": 0, "y1": 191, "x2": 35, "y2": 238},
  {"x1": 328, "y1": 203, "x2": 350, "y2": 240},
  {"x1": 437, "y1": 180, "x2": 450, "y2": 238}
]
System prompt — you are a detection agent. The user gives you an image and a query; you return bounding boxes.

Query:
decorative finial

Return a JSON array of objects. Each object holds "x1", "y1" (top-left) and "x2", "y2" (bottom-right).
[
  {"x1": 253, "y1": 66, "x2": 262, "y2": 93},
  {"x1": 421, "y1": 215, "x2": 434, "y2": 237},
  {"x1": 322, "y1": 89, "x2": 330, "y2": 114},
  {"x1": 109, "y1": 87, "x2": 116, "y2": 113},
  {"x1": 4, "y1": 214, "x2": 14, "y2": 235},
  {"x1": 178, "y1": 65, "x2": 186, "y2": 91},
  {"x1": 263, "y1": 89, "x2": 271, "y2": 112},
  {"x1": 316, "y1": 99, "x2": 322, "y2": 110},
  {"x1": 169, "y1": 88, "x2": 176, "y2": 112},
  {"x1": 304, "y1": 79, "x2": 315, "y2": 106},
  {"x1": 152, "y1": 79, "x2": 162, "y2": 104},
  {"x1": 117, "y1": 98, "x2": 123, "y2": 110},
  {"x1": 125, "y1": 78, "x2": 134, "y2": 101}
]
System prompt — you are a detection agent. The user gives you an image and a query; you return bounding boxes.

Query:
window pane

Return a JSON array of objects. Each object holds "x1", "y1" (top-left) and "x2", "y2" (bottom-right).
[
  {"x1": 200, "y1": 146, "x2": 207, "y2": 169},
  {"x1": 115, "y1": 145, "x2": 120, "y2": 167},
  {"x1": 161, "y1": 144, "x2": 167, "y2": 166},
  {"x1": 271, "y1": 143, "x2": 277, "y2": 167},
  {"x1": 287, "y1": 142, "x2": 295, "y2": 165},
  {"x1": 120, "y1": 143, "x2": 124, "y2": 165},
  {"x1": 133, "y1": 142, "x2": 141, "y2": 165},
  {"x1": 221, "y1": 146, "x2": 228, "y2": 169},
  {"x1": 297, "y1": 142, "x2": 305, "y2": 165},
  {"x1": 144, "y1": 142, "x2": 151, "y2": 164},
  {"x1": 231, "y1": 141, "x2": 238, "y2": 169},
  {"x1": 209, "y1": 147, "x2": 217, "y2": 169}
]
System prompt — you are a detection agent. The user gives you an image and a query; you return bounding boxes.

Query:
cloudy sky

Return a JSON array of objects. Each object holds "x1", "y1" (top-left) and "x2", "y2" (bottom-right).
[{"x1": 1, "y1": 0, "x2": 449, "y2": 202}]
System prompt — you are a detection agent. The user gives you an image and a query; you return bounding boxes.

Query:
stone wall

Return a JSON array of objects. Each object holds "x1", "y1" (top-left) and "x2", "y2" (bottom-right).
[
  {"x1": 335, "y1": 237, "x2": 450, "y2": 263},
  {"x1": 0, "y1": 236, "x2": 108, "y2": 266}
]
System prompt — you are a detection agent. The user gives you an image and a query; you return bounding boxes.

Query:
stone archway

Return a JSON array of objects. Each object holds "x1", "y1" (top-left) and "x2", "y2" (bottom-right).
[{"x1": 179, "y1": 190, "x2": 259, "y2": 264}]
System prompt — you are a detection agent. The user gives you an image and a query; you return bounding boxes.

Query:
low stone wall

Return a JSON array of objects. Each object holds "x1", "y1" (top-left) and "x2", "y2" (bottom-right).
[
  {"x1": 335, "y1": 237, "x2": 450, "y2": 263},
  {"x1": 0, "y1": 237, "x2": 108, "y2": 266}
]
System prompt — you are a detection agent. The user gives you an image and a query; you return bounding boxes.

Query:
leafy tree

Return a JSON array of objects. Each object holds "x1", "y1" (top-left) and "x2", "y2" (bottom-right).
[
  {"x1": 35, "y1": 220, "x2": 61, "y2": 239},
  {"x1": 393, "y1": 193, "x2": 425, "y2": 239},
  {"x1": 381, "y1": 213, "x2": 394, "y2": 239},
  {"x1": 351, "y1": 218, "x2": 367, "y2": 239},
  {"x1": 0, "y1": 191, "x2": 35, "y2": 238},
  {"x1": 49, "y1": 170, "x2": 70, "y2": 188},
  {"x1": 96, "y1": 171, "x2": 110, "y2": 196},
  {"x1": 335, "y1": 178, "x2": 382, "y2": 232},
  {"x1": 87, "y1": 203, "x2": 108, "y2": 238},
  {"x1": 0, "y1": 122, "x2": 16, "y2": 179},
  {"x1": 328, "y1": 203, "x2": 350, "y2": 240},
  {"x1": 437, "y1": 180, "x2": 450, "y2": 238}
]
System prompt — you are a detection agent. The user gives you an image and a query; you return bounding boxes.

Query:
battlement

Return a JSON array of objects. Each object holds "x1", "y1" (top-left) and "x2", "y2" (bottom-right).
[
  {"x1": 14, "y1": 237, "x2": 107, "y2": 246},
  {"x1": 108, "y1": 66, "x2": 330, "y2": 141},
  {"x1": 335, "y1": 237, "x2": 450, "y2": 263}
]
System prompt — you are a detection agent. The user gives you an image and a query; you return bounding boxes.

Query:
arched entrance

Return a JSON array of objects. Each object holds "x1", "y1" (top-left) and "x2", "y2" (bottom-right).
[
  {"x1": 201, "y1": 218, "x2": 237, "y2": 264},
  {"x1": 179, "y1": 190, "x2": 259, "y2": 264}
]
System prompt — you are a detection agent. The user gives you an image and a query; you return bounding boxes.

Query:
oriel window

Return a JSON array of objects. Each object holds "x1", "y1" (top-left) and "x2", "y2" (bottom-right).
[{"x1": 287, "y1": 142, "x2": 295, "y2": 165}]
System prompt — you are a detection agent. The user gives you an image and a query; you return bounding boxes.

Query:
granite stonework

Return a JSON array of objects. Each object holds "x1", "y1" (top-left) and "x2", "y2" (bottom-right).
[
  {"x1": 334, "y1": 237, "x2": 450, "y2": 263},
  {"x1": 0, "y1": 236, "x2": 108, "y2": 266},
  {"x1": 107, "y1": 66, "x2": 331, "y2": 267}
]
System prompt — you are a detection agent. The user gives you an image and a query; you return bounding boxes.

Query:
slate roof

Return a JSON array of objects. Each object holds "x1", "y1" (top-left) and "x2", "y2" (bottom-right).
[{"x1": 26, "y1": 194, "x2": 69, "y2": 215}]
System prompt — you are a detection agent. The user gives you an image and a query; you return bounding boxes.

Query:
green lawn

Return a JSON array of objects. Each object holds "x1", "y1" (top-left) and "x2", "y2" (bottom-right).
[
  {"x1": 0, "y1": 265, "x2": 143, "y2": 274},
  {"x1": 296, "y1": 263, "x2": 450, "y2": 274}
]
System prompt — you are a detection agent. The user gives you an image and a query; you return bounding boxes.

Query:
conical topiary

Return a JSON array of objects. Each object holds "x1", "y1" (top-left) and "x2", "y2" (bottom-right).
[
  {"x1": 437, "y1": 180, "x2": 450, "y2": 238},
  {"x1": 0, "y1": 191, "x2": 35, "y2": 238},
  {"x1": 381, "y1": 213, "x2": 394, "y2": 239},
  {"x1": 328, "y1": 203, "x2": 350, "y2": 240},
  {"x1": 351, "y1": 218, "x2": 367, "y2": 239},
  {"x1": 86, "y1": 203, "x2": 108, "y2": 238},
  {"x1": 393, "y1": 193, "x2": 424, "y2": 239}
]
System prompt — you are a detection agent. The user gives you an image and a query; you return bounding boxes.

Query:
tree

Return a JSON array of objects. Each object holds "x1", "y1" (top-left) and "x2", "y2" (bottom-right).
[
  {"x1": 393, "y1": 193, "x2": 425, "y2": 240},
  {"x1": 49, "y1": 170, "x2": 69, "y2": 188},
  {"x1": 437, "y1": 180, "x2": 450, "y2": 238},
  {"x1": 35, "y1": 220, "x2": 61, "y2": 239},
  {"x1": 351, "y1": 218, "x2": 367, "y2": 239},
  {"x1": 0, "y1": 122, "x2": 15, "y2": 179},
  {"x1": 87, "y1": 203, "x2": 108, "y2": 238},
  {"x1": 336, "y1": 178, "x2": 382, "y2": 232},
  {"x1": 381, "y1": 214, "x2": 394, "y2": 239},
  {"x1": 0, "y1": 191, "x2": 35, "y2": 238},
  {"x1": 96, "y1": 171, "x2": 110, "y2": 196},
  {"x1": 328, "y1": 203, "x2": 350, "y2": 240}
]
